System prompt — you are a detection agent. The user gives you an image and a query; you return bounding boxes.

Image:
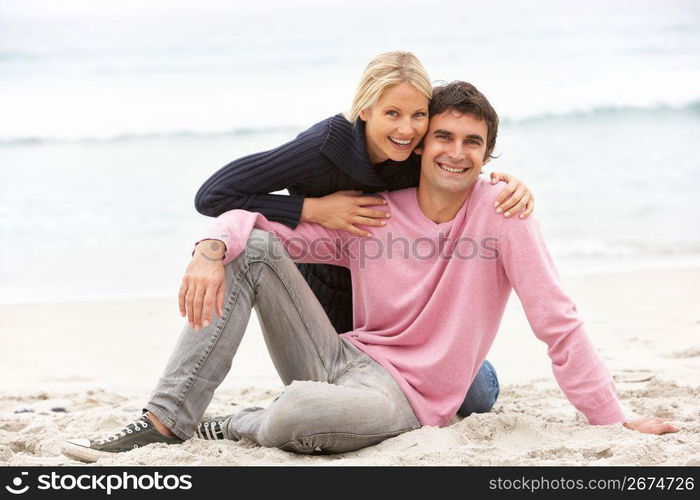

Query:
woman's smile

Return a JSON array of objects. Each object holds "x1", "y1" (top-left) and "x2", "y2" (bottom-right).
[{"x1": 387, "y1": 135, "x2": 415, "y2": 151}]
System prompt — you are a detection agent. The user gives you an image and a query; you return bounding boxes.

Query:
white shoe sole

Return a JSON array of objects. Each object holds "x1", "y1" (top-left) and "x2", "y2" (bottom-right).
[{"x1": 61, "y1": 439, "x2": 115, "y2": 463}]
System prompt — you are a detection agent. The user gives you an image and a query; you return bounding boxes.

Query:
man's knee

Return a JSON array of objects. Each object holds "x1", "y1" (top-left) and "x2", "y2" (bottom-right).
[
  {"x1": 254, "y1": 381, "x2": 321, "y2": 447},
  {"x1": 258, "y1": 381, "x2": 399, "y2": 455},
  {"x1": 245, "y1": 229, "x2": 287, "y2": 261}
]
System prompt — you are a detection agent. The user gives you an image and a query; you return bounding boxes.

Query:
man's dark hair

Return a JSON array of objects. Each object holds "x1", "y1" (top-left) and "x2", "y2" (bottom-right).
[{"x1": 429, "y1": 81, "x2": 499, "y2": 161}]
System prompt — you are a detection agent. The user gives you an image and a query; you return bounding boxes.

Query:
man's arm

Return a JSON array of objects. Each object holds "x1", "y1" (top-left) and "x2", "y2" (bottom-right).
[
  {"x1": 498, "y1": 215, "x2": 680, "y2": 434},
  {"x1": 498, "y1": 214, "x2": 626, "y2": 425},
  {"x1": 194, "y1": 209, "x2": 349, "y2": 268},
  {"x1": 181, "y1": 209, "x2": 349, "y2": 331}
]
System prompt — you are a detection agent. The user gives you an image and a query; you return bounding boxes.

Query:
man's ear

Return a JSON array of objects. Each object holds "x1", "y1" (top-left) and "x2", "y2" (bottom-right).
[{"x1": 414, "y1": 139, "x2": 424, "y2": 155}]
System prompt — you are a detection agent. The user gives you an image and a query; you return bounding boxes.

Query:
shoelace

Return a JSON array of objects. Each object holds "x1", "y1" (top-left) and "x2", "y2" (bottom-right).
[
  {"x1": 195, "y1": 419, "x2": 225, "y2": 440},
  {"x1": 97, "y1": 415, "x2": 149, "y2": 445}
]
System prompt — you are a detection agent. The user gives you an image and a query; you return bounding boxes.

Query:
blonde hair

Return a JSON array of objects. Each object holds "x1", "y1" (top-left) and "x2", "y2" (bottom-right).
[{"x1": 347, "y1": 51, "x2": 432, "y2": 123}]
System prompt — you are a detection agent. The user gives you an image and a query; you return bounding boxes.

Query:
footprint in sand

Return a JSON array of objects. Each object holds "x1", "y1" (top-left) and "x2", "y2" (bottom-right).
[
  {"x1": 665, "y1": 347, "x2": 700, "y2": 359},
  {"x1": 614, "y1": 369, "x2": 653, "y2": 383}
]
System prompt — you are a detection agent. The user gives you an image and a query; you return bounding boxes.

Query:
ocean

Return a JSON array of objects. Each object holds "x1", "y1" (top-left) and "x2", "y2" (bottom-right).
[{"x1": 1, "y1": 0, "x2": 700, "y2": 303}]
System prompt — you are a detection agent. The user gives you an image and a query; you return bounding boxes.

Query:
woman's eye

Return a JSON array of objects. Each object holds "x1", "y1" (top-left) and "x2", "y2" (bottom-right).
[
  {"x1": 386, "y1": 110, "x2": 398, "y2": 117},
  {"x1": 413, "y1": 112, "x2": 426, "y2": 119}
]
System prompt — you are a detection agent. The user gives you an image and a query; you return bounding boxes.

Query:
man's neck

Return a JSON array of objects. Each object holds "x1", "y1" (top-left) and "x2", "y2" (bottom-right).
[{"x1": 416, "y1": 185, "x2": 473, "y2": 224}]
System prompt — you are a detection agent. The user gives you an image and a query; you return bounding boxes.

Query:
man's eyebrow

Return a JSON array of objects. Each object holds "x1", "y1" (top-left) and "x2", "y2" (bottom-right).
[{"x1": 433, "y1": 129, "x2": 484, "y2": 142}]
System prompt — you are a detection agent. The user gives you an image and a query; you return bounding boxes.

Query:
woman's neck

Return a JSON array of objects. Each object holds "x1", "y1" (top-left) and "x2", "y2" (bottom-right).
[{"x1": 363, "y1": 124, "x2": 388, "y2": 164}]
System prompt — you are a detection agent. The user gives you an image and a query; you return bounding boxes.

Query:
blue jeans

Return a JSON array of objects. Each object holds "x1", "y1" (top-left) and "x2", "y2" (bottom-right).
[{"x1": 458, "y1": 359, "x2": 500, "y2": 417}]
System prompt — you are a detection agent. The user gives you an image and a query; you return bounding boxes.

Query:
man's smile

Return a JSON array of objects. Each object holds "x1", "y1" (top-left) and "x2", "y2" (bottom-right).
[{"x1": 437, "y1": 161, "x2": 470, "y2": 174}]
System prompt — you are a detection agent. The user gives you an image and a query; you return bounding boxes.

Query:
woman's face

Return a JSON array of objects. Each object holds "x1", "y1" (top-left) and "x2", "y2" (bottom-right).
[{"x1": 359, "y1": 81, "x2": 429, "y2": 164}]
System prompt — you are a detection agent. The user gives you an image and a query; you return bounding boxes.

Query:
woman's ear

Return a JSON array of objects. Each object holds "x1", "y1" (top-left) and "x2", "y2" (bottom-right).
[{"x1": 359, "y1": 108, "x2": 370, "y2": 121}]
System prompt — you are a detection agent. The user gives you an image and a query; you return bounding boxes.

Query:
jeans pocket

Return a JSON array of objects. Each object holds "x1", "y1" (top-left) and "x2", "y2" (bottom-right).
[{"x1": 327, "y1": 341, "x2": 366, "y2": 383}]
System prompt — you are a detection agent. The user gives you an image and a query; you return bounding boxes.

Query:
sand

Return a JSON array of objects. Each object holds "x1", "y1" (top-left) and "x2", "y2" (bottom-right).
[{"x1": 1, "y1": 267, "x2": 698, "y2": 466}]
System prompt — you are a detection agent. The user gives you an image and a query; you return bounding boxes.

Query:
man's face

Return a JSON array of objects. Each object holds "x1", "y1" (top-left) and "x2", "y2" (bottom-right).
[{"x1": 417, "y1": 109, "x2": 488, "y2": 196}]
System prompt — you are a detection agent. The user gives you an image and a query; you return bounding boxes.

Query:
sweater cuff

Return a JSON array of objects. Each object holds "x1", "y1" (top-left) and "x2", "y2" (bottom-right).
[
  {"x1": 191, "y1": 238, "x2": 227, "y2": 260},
  {"x1": 584, "y1": 397, "x2": 627, "y2": 425},
  {"x1": 263, "y1": 193, "x2": 305, "y2": 229},
  {"x1": 192, "y1": 221, "x2": 245, "y2": 265}
]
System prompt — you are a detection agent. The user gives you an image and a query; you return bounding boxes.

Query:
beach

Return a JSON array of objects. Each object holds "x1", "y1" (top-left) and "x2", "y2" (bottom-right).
[
  {"x1": 2, "y1": 266, "x2": 698, "y2": 466},
  {"x1": 2, "y1": 0, "x2": 699, "y2": 468}
]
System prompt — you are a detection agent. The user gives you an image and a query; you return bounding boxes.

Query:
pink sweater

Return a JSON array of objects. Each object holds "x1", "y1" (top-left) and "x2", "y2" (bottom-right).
[{"x1": 199, "y1": 177, "x2": 626, "y2": 427}]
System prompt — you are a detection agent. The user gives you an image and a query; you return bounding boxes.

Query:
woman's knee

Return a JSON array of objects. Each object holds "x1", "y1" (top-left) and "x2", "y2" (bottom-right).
[
  {"x1": 482, "y1": 359, "x2": 500, "y2": 402},
  {"x1": 457, "y1": 360, "x2": 500, "y2": 417}
]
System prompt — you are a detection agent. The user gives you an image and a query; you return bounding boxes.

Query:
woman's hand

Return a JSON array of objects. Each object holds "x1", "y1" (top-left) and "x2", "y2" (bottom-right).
[
  {"x1": 490, "y1": 172, "x2": 535, "y2": 219},
  {"x1": 623, "y1": 417, "x2": 680, "y2": 435},
  {"x1": 301, "y1": 190, "x2": 390, "y2": 237},
  {"x1": 179, "y1": 239, "x2": 226, "y2": 331}
]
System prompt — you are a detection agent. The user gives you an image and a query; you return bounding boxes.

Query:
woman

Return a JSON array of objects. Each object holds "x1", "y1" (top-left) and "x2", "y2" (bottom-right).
[{"x1": 193, "y1": 51, "x2": 533, "y2": 416}]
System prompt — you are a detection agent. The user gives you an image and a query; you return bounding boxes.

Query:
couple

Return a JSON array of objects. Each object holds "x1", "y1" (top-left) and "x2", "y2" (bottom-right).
[{"x1": 62, "y1": 52, "x2": 677, "y2": 462}]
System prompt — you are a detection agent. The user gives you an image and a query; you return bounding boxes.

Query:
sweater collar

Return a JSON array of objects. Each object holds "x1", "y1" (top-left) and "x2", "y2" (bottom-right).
[{"x1": 320, "y1": 114, "x2": 387, "y2": 188}]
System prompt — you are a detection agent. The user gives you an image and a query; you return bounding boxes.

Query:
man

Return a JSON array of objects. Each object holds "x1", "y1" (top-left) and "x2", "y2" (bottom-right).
[{"x1": 63, "y1": 82, "x2": 677, "y2": 462}]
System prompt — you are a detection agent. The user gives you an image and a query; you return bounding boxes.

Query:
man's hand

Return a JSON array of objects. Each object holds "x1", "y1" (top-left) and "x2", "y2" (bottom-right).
[
  {"x1": 490, "y1": 172, "x2": 535, "y2": 219},
  {"x1": 179, "y1": 239, "x2": 226, "y2": 331},
  {"x1": 623, "y1": 417, "x2": 680, "y2": 435}
]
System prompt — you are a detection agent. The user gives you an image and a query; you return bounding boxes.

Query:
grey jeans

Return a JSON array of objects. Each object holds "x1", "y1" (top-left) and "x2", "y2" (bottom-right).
[{"x1": 146, "y1": 229, "x2": 420, "y2": 454}]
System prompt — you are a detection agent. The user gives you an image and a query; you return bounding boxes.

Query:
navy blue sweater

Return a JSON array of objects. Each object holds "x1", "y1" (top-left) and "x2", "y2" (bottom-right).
[{"x1": 195, "y1": 114, "x2": 421, "y2": 332}]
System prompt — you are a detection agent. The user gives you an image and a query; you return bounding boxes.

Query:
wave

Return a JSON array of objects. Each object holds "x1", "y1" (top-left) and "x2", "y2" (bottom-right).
[
  {"x1": 1, "y1": 101, "x2": 699, "y2": 146},
  {"x1": 549, "y1": 238, "x2": 700, "y2": 260},
  {"x1": 0, "y1": 126, "x2": 303, "y2": 146},
  {"x1": 501, "y1": 100, "x2": 700, "y2": 126}
]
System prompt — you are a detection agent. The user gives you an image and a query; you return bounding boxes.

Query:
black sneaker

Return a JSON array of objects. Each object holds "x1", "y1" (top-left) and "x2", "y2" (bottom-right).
[
  {"x1": 61, "y1": 413, "x2": 183, "y2": 463},
  {"x1": 194, "y1": 415, "x2": 230, "y2": 441}
]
